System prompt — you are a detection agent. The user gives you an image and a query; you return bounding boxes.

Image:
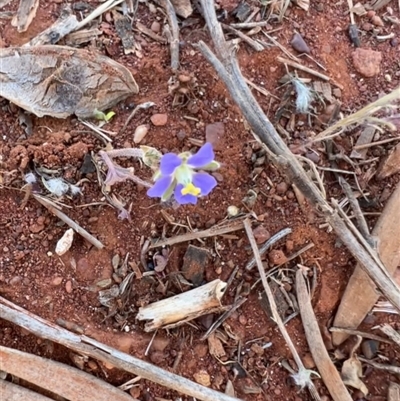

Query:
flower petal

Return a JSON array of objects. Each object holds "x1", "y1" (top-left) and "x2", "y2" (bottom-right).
[
  {"x1": 147, "y1": 175, "x2": 173, "y2": 198},
  {"x1": 174, "y1": 184, "x2": 198, "y2": 205},
  {"x1": 187, "y1": 143, "x2": 215, "y2": 168},
  {"x1": 160, "y1": 153, "x2": 182, "y2": 175},
  {"x1": 192, "y1": 173, "x2": 217, "y2": 196}
]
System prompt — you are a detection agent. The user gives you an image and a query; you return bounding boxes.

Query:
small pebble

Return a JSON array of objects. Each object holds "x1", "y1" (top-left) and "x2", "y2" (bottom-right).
[
  {"x1": 371, "y1": 15, "x2": 384, "y2": 27},
  {"x1": 276, "y1": 182, "x2": 288, "y2": 194},
  {"x1": 65, "y1": 280, "x2": 73, "y2": 293},
  {"x1": 291, "y1": 33, "x2": 310, "y2": 54},
  {"x1": 268, "y1": 250, "x2": 288, "y2": 265},
  {"x1": 52, "y1": 277, "x2": 63, "y2": 286},
  {"x1": 193, "y1": 371, "x2": 211, "y2": 387},
  {"x1": 150, "y1": 21, "x2": 161, "y2": 33},
  {"x1": 252, "y1": 225, "x2": 270, "y2": 244},
  {"x1": 361, "y1": 340, "x2": 379, "y2": 359},
  {"x1": 150, "y1": 113, "x2": 168, "y2": 126},
  {"x1": 133, "y1": 124, "x2": 149, "y2": 143},
  {"x1": 390, "y1": 38, "x2": 398, "y2": 47}
]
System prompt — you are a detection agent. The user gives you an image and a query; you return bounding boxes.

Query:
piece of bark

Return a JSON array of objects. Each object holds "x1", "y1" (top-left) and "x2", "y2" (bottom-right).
[
  {"x1": 332, "y1": 182, "x2": 400, "y2": 345},
  {"x1": 112, "y1": 11, "x2": 135, "y2": 54},
  {"x1": 389, "y1": 382, "x2": 400, "y2": 401},
  {"x1": 377, "y1": 143, "x2": 400, "y2": 179},
  {"x1": 1, "y1": 380, "x2": 55, "y2": 401},
  {"x1": 182, "y1": 245, "x2": 209, "y2": 286},
  {"x1": 65, "y1": 28, "x2": 102, "y2": 46},
  {"x1": 0, "y1": 346, "x2": 136, "y2": 401},
  {"x1": 350, "y1": 127, "x2": 376, "y2": 159},
  {"x1": 137, "y1": 279, "x2": 227, "y2": 331},
  {"x1": 25, "y1": 7, "x2": 79, "y2": 46},
  {"x1": 0, "y1": 45, "x2": 139, "y2": 118},
  {"x1": 11, "y1": 0, "x2": 39, "y2": 32}
]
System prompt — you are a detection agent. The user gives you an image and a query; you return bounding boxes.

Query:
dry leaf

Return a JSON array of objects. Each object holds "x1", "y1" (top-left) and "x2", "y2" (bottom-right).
[
  {"x1": 207, "y1": 333, "x2": 226, "y2": 358},
  {"x1": 0, "y1": 45, "x2": 139, "y2": 118},
  {"x1": 341, "y1": 336, "x2": 369, "y2": 396},
  {"x1": 225, "y1": 380, "x2": 236, "y2": 397}
]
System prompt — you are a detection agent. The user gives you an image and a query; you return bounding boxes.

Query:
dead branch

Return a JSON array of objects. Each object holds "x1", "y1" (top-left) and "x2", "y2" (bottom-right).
[
  {"x1": 149, "y1": 218, "x2": 245, "y2": 248},
  {"x1": 296, "y1": 270, "x2": 352, "y2": 401},
  {"x1": 197, "y1": 0, "x2": 400, "y2": 311},
  {"x1": 0, "y1": 296, "x2": 243, "y2": 401},
  {"x1": 34, "y1": 195, "x2": 104, "y2": 249},
  {"x1": 379, "y1": 324, "x2": 400, "y2": 348},
  {"x1": 25, "y1": 6, "x2": 78, "y2": 46},
  {"x1": 0, "y1": 346, "x2": 135, "y2": 401},
  {"x1": 155, "y1": 0, "x2": 180, "y2": 71}
]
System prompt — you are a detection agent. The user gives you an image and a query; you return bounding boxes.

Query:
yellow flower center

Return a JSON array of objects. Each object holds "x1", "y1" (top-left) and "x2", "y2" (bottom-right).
[{"x1": 181, "y1": 182, "x2": 201, "y2": 196}]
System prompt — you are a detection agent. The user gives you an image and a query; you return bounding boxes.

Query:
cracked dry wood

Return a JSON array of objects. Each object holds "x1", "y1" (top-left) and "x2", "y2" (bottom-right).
[
  {"x1": 0, "y1": 45, "x2": 138, "y2": 118},
  {"x1": 11, "y1": 0, "x2": 39, "y2": 32},
  {"x1": 137, "y1": 279, "x2": 227, "y2": 331},
  {"x1": 1, "y1": 346, "x2": 136, "y2": 401},
  {"x1": 333, "y1": 181, "x2": 400, "y2": 345}
]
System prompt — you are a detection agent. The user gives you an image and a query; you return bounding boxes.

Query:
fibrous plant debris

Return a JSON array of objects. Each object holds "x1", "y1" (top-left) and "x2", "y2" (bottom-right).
[{"x1": 0, "y1": 45, "x2": 139, "y2": 118}]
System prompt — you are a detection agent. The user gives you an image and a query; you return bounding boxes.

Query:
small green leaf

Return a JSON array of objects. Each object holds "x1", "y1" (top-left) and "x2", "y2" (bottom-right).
[{"x1": 105, "y1": 111, "x2": 116, "y2": 121}]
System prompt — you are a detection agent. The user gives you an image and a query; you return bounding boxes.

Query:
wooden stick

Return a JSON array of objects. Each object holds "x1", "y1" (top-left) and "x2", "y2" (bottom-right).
[
  {"x1": 11, "y1": 0, "x2": 39, "y2": 32},
  {"x1": 25, "y1": 8, "x2": 78, "y2": 46},
  {"x1": 75, "y1": 0, "x2": 125, "y2": 30},
  {"x1": 0, "y1": 346, "x2": 135, "y2": 401},
  {"x1": 379, "y1": 324, "x2": 400, "y2": 348},
  {"x1": 34, "y1": 195, "x2": 104, "y2": 249},
  {"x1": 329, "y1": 327, "x2": 392, "y2": 344},
  {"x1": 155, "y1": 0, "x2": 180, "y2": 71},
  {"x1": 149, "y1": 219, "x2": 245, "y2": 248},
  {"x1": 277, "y1": 56, "x2": 330, "y2": 81},
  {"x1": 0, "y1": 297, "x2": 243, "y2": 401},
  {"x1": 296, "y1": 270, "x2": 353, "y2": 401},
  {"x1": 196, "y1": 0, "x2": 400, "y2": 311},
  {"x1": 137, "y1": 279, "x2": 227, "y2": 331}
]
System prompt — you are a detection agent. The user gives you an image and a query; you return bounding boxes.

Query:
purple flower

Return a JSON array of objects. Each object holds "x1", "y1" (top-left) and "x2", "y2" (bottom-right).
[{"x1": 147, "y1": 143, "x2": 220, "y2": 205}]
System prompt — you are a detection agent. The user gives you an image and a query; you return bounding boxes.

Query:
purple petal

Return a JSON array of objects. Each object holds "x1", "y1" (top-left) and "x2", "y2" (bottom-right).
[
  {"x1": 160, "y1": 153, "x2": 182, "y2": 175},
  {"x1": 147, "y1": 175, "x2": 173, "y2": 198},
  {"x1": 187, "y1": 143, "x2": 215, "y2": 168},
  {"x1": 192, "y1": 173, "x2": 217, "y2": 196},
  {"x1": 174, "y1": 184, "x2": 198, "y2": 205}
]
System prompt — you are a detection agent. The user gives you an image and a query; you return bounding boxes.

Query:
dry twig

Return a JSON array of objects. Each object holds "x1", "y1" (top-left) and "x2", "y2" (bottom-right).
[
  {"x1": 296, "y1": 270, "x2": 352, "y2": 401},
  {"x1": 149, "y1": 218, "x2": 246, "y2": 248},
  {"x1": 34, "y1": 195, "x2": 104, "y2": 249}
]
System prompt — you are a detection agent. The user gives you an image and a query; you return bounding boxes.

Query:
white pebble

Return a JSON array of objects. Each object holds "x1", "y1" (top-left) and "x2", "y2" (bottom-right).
[
  {"x1": 134, "y1": 124, "x2": 149, "y2": 143},
  {"x1": 55, "y1": 228, "x2": 74, "y2": 256}
]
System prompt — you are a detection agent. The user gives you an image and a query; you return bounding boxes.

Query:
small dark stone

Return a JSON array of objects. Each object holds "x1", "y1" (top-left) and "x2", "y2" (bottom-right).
[
  {"x1": 390, "y1": 38, "x2": 398, "y2": 47},
  {"x1": 361, "y1": 340, "x2": 379, "y2": 359},
  {"x1": 349, "y1": 24, "x2": 360, "y2": 47},
  {"x1": 291, "y1": 33, "x2": 310, "y2": 54},
  {"x1": 182, "y1": 245, "x2": 209, "y2": 286}
]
